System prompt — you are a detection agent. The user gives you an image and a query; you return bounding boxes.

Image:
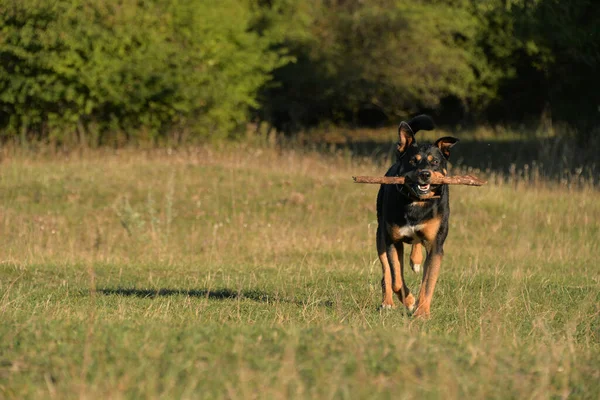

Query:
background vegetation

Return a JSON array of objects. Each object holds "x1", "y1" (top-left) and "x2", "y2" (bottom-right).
[
  {"x1": 1, "y1": 0, "x2": 599, "y2": 145},
  {"x1": 0, "y1": 0, "x2": 285, "y2": 144}
]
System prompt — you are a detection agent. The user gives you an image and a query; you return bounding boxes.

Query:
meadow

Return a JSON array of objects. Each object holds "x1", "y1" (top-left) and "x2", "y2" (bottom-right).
[{"x1": 0, "y1": 138, "x2": 599, "y2": 399}]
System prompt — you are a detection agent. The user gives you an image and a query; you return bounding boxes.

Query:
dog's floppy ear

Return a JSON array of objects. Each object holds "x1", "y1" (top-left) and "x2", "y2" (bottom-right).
[
  {"x1": 434, "y1": 136, "x2": 459, "y2": 159},
  {"x1": 397, "y1": 121, "x2": 415, "y2": 153},
  {"x1": 407, "y1": 114, "x2": 435, "y2": 134}
]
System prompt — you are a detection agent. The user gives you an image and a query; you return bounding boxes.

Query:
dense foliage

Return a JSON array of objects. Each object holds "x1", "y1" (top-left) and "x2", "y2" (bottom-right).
[
  {"x1": 258, "y1": 0, "x2": 495, "y2": 130},
  {"x1": 0, "y1": 0, "x2": 284, "y2": 144},
  {"x1": 0, "y1": 0, "x2": 598, "y2": 143}
]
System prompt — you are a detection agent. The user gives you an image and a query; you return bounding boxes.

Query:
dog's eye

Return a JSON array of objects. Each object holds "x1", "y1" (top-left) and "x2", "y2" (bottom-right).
[
  {"x1": 431, "y1": 159, "x2": 440, "y2": 166},
  {"x1": 409, "y1": 158, "x2": 417, "y2": 165}
]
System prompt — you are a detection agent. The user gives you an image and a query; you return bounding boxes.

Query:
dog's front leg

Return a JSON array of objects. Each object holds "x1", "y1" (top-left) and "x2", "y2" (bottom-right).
[
  {"x1": 376, "y1": 225, "x2": 394, "y2": 309},
  {"x1": 409, "y1": 243, "x2": 424, "y2": 273},
  {"x1": 413, "y1": 245, "x2": 443, "y2": 318}
]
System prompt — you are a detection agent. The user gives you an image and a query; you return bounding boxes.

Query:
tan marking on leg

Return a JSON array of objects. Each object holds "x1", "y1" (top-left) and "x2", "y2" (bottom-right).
[
  {"x1": 389, "y1": 242, "x2": 415, "y2": 311},
  {"x1": 414, "y1": 252, "x2": 443, "y2": 319},
  {"x1": 389, "y1": 243, "x2": 403, "y2": 293},
  {"x1": 386, "y1": 223, "x2": 403, "y2": 243},
  {"x1": 410, "y1": 243, "x2": 423, "y2": 273},
  {"x1": 418, "y1": 217, "x2": 442, "y2": 243},
  {"x1": 377, "y1": 226, "x2": 394, "y2": 308}
]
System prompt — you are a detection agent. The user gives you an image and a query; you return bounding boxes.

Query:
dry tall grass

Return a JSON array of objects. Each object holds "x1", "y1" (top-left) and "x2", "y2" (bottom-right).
[{"x1": 1, "y1": 143, "x2": 598, "y2": 399}]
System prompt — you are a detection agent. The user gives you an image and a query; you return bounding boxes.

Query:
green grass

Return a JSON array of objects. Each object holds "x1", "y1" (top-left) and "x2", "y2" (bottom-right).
[{"x1": 1, "y1": 145, "x2": 599, "y2": 399}]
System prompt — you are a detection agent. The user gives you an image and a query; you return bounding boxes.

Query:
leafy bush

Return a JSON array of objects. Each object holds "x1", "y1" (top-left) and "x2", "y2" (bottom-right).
[
  {"x1": 258, "y1": 0, "x2": 505, "y2": 131},
  {"x1": 0, "y1": 0, "x2": 285, "y2": 144},
  {"x1": 258, "y1": 0, "x2": 599, "y2": 140}
]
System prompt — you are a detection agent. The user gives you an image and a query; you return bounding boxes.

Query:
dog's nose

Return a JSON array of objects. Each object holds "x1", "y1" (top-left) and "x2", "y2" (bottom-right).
[{"x1": 418, "y1": 170, "x2": 432, "y2": 181}]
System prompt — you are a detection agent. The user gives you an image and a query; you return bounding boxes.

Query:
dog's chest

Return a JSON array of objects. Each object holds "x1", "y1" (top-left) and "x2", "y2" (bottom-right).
[{"x1": 386, "y1": 222, "x2": 425, "y2": 244}]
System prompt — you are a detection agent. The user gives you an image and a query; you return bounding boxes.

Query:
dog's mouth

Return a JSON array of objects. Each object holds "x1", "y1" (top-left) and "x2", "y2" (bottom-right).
[
  {"x1": 402, "y1": 171, "x2": 438, "y2": 199},
  {"x1": 416, "y1": 183, "x2": 430, "y2": 193},
  {"x1": 407, "y1": 182, "x2": 436, "y2": 199},
  {"x1": 412, "y1": 183, "x2": 431, "y2": 195}
]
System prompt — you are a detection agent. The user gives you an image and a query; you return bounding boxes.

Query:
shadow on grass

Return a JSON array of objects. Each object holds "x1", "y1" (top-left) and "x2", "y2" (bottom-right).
[
  {"x1": 99, "y1": 287, "x2": 272, "y2": 301},
  {"x1": 98, "y1": 287, "x2": 334, "y2": 307}
]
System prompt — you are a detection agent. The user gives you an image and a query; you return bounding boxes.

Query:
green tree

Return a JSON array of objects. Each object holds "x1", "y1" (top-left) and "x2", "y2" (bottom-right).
[
  {"x1": 473, "y1": 0, "x2": 599, "y2": 137},
  {"x1": 0, "y1": 0, "x2": 286, "y2": 143},
  {"x1": 257, "y1": 0, "x2": 505, "y2": 131}
]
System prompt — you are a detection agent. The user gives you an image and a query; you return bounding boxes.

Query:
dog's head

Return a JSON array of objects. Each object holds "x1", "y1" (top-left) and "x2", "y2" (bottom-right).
[{"x1": 395, "y1": 115, "x2": 459, "y2": 198}]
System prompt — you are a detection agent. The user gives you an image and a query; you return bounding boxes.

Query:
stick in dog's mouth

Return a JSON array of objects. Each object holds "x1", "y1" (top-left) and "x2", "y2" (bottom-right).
[{"x1": 352, "y1": 174, "x2": 486, "y2": 186}]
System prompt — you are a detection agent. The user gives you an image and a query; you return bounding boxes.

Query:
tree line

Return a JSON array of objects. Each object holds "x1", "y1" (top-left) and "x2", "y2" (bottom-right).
[{"x1": 0, "y1": 0, "x2": 598, "y2": 145}]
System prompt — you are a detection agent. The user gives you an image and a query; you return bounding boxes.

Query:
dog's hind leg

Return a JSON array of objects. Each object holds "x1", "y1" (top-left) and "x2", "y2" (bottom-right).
[
  {"x1": 409, "y1": 243, "x2": 424, "y2": 273},
  {"x1": 390, "y1": 242, "x2": 416, "y2": 312},
  {"x1": 377, "y1": 225, "x2": 395, "y2": 309}
]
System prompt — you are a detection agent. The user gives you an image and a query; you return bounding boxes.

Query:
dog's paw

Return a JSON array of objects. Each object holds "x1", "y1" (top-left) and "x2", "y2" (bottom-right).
[
  {"x1": 410, "y1": 262, "x2": 421, "y2": 273},
  {"x1": 412, "y1": 305, "x2": 431, "y2": 319},
  {"x1": 404, "y1": 294, "x2": 416, "y2": 312},
  {"x1": 380, "y1": 303, "x2": 395, "y2": 311}
]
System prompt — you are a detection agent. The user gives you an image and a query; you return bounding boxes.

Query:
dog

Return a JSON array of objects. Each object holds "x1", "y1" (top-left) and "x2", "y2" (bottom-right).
[{"x1": 376, "y1": 115, "x2": 458, "y2": 318}]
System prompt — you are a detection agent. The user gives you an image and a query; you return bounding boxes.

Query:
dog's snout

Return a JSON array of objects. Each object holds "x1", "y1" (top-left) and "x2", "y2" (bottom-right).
[{"x1": 418, "y1": 170, "x2": 432, "y2": 181}]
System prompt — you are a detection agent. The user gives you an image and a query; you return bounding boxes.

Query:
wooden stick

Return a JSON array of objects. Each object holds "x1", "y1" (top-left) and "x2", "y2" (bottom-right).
[{"x1": 352, "y1": 174, "x2": 486, "y2": 186}]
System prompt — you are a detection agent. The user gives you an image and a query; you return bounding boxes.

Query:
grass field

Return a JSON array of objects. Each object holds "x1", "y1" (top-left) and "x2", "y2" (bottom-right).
[{"x1": 1, "y1": 142, "x2": 599, "y2": 399}]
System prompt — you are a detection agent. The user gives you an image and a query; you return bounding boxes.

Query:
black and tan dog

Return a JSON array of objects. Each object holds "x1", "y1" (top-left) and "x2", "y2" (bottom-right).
[{"x1": 376, "y1": 115, "x2": 458, "y2": 318}]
